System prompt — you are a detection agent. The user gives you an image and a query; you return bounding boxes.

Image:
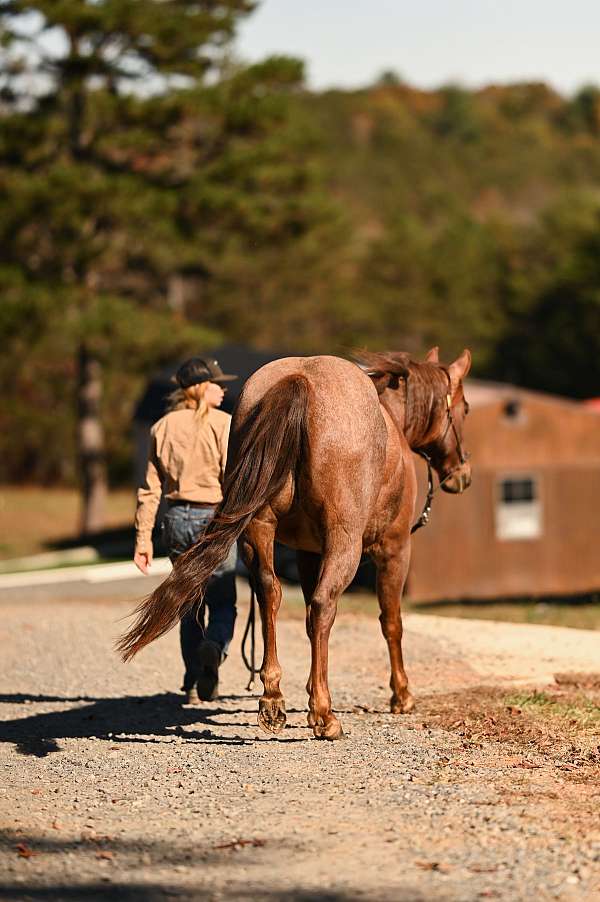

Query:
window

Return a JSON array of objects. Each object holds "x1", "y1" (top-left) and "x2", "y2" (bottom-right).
[
  {"x1": 495, "y1": 475, "x2": 542, "y2": 541},
  {"x1": 500, "y1": 478, "x2": 535, "y2": 504}
]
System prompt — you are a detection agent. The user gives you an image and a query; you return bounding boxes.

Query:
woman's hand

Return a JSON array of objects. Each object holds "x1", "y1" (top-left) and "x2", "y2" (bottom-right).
[{"x1": 134, "y1": 548, "x2": 153, "y2": 574}]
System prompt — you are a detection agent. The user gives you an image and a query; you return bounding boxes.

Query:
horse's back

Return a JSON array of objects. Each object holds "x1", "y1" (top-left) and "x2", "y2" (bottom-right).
[
  {"x1": 234, "y1": 356, "x2": 388, "y2": 535},
  {"x1": 236, "y1": 355, "x2": 384, "y2": 449}
]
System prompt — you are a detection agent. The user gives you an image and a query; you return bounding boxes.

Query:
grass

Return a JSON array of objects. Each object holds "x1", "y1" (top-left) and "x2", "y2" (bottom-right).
[
  {"x1": 413, "y1": 678, "x2": 600, "y2": 782},
  {"x1": 506, "y1": 688, "x2": 600, "y2": 727},
  {"x1": 0, "y1": 486, "x2": 134, "y2": 560},
  {"x1": 412, "y1": 598, "x2": 600, "y2": 631}
]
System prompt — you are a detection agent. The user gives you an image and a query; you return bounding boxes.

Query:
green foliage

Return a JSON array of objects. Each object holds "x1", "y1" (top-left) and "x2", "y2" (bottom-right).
[
  {"x1": 2, "y1": 3, "x2": 600, "y2": 489},
  {"x1": 429, "y1": 85, "x2": 482, "y2": 143},
  {"x1": 488, "y1": 194, "x2": 600, "y2": 397},
  {"x1": 0, "y1": 1, "x2": 342, "y2": 484},
  {"x1": 293, "y1": 84, "x2": 600, "y2": 388},
  {"x1": 562, "y1": 85, "x2": 600, "y2": 135}
]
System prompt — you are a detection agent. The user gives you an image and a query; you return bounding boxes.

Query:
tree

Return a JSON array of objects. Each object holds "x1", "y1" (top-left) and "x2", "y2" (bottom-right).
[
  {"x1": 563, "y1": 85, "x2": 600, "y2": 136},
  {"x1": 430, "y1": 85, "x2": 482, "y2": 144},
  {"x1": 0, "y1": 1, "x2": 322, "y2": 531},
  {"x1": 488, "y1": 194, "x2": 600, "y2": 397},
  {"x1": 354, "y1": 209, "x2": 508, "y2": 368}
]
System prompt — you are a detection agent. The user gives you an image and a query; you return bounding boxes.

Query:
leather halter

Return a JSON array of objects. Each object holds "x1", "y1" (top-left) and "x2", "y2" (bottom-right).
[{"x1": 411, "y1": 376, "x2": 469, "y2": 534}]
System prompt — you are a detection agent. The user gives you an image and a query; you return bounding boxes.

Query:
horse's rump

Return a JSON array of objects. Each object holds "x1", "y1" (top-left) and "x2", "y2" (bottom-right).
[{"x1": 234, "y1": 356, "x2": 388, "y2": 522}]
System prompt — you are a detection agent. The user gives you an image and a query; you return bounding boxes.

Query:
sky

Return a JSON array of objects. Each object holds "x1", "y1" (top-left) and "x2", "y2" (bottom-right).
[{"x1": 236, "y1": 0, "x2": 600, "y2": 96}]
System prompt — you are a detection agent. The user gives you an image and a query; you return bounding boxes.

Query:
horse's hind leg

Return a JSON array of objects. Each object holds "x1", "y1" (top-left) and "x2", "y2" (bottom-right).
[
  {"x1": 296, "y1": 550, "x2": 322, "y2": 712},
  {"x1": 308, "y1": 537, "x2": 362, "y2": 740},
  {"x1": 372, "y1": 537, "x2": 414, "y2": 714},
  {"x1": 241, "y1": 513, "x2": 286, "y2": 734}
]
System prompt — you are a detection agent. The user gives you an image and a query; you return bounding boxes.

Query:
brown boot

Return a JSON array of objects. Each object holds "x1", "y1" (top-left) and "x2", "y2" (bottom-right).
[{"x1": 181, "y1": 677, "x2": 202, "y2": 706}]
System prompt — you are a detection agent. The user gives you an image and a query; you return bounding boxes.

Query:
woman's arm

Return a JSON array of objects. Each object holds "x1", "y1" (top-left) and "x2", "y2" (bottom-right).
[
  {"x1": 218, "y1": 416, "x2": 231, "y2": 484},
  {"x1": 134, "y1": 433, "x2": 162, "y2": 573}
]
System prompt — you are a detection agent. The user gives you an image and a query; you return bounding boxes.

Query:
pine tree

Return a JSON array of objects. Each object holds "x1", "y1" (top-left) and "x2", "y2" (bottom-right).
[{"x1": 0, "y1": 1, "x2": 268, "y2": 532}]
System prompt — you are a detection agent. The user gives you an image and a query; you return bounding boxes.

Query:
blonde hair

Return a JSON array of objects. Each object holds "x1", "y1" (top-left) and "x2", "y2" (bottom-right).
[{"x1": 167, "y1": 382, "x2": 210, "y2": 422}]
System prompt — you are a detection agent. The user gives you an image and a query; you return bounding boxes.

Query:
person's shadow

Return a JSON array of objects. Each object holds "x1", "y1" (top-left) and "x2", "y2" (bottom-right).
[{"x1": 0, "y1": 691, "x2": 274, "y2": 756}]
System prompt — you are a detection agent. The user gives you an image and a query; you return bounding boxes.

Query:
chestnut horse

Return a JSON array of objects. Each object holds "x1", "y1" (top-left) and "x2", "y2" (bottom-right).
[{"x1": 118, "y1": 347, "x2": 472, "y2": 740}]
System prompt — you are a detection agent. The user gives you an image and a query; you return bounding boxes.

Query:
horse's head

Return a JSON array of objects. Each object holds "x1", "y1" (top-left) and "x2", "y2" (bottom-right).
[
  {"x1": 357, "y1": 345, "x2": 472, "y2": 494},
  {"x1": 420, "y1": 346, "x2": 471, "y2": 494}
]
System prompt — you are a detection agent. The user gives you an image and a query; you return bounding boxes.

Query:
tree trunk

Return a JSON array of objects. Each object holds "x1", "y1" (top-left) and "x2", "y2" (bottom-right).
[{"x1": 77, "y1": 343, "x2": 108, "y2": 536}]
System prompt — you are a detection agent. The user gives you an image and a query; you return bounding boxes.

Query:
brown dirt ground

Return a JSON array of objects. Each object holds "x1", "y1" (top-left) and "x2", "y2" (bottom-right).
[{"x1": 0, "y1": 590, "x2": 599, "y2": 901}]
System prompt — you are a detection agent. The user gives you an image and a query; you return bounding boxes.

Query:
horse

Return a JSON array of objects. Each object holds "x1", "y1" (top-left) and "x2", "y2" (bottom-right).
[{"x1": 118, "y1": 346, "x2": 472, "y2": 740}]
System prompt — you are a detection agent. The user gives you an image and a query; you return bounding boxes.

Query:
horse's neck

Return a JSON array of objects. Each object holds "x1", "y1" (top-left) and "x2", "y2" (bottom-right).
[{"x1": 381, "y1": 371, "x2": 438, "y2": 449}]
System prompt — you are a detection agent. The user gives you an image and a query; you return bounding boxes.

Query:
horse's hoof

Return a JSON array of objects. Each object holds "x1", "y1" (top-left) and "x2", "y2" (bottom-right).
[
  {"x1": 390, "y1": 691, "x2": 415, "y2": 714},
  {"x1": 258, "y1": 697, "x2": 287, "y2": 734},
  {"x1": 313, "y1": 716, "x2": 344, "y2": 741}
]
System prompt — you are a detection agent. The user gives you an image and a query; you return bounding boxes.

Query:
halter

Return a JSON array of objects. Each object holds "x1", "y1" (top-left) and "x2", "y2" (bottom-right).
[{"x1": 411, "y1": 375, "x2": 469, "y2": 534}]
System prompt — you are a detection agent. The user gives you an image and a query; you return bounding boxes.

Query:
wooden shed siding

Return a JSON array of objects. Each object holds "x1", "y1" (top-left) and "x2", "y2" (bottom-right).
[{"x1": 408, "y1": 394, "x2": 600, "y2": 601}]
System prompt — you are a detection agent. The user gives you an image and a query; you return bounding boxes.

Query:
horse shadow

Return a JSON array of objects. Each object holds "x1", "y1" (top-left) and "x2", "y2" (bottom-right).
[{"x1": 0, "y1": 691, "x2": 308, "y2": 756}]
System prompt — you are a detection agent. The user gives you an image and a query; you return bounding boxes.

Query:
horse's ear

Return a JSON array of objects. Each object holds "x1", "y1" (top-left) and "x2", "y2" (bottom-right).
[
  {"x1": 424, "y1": 346, "x2": 439, "y2": 363},
  {"x1": 448, "y1": 349, "x2": 472, "y2": 388},
  {"x1": 369, "y1": 372, "x2": 392, "y2": 395}
]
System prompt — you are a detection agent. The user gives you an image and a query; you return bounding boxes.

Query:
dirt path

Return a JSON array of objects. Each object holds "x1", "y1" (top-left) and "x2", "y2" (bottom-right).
[{"x1": 1, "y1": 587, "x2": 599, "y2": 901}]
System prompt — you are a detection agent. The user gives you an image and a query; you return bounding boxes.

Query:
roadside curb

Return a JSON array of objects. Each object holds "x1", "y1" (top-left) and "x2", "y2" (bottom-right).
[
  {"x1": 0, "y1": 558, "x2": 172, "y2": 589},
  {"x1": 0, "y1": 546, "x2": 101, "y2": 574}
]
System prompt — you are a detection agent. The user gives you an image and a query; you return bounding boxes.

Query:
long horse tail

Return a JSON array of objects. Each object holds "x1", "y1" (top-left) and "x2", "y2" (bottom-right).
[{"x1": 117, "y1": 374, "x2": 311, "y2": 662}]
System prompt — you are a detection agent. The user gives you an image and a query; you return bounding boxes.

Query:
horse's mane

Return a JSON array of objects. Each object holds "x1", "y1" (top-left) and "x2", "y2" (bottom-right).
[
  {"x1": 354, "y1": 350, "x2": 448, "y2": 437},
  {"x1": 354, "y1": 349, "x2": 411, "y2": 377}
]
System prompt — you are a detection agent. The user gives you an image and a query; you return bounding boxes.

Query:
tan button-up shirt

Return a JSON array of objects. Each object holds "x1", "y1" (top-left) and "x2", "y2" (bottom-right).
[{"x1": 135, "y1": 407, "x2": 231, "y2": 553}]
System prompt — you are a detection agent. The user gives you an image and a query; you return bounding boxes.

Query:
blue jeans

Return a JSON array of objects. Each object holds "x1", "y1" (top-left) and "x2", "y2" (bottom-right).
[{"x1": 161, "y1": 503, "x2": 237, "y2": 688}]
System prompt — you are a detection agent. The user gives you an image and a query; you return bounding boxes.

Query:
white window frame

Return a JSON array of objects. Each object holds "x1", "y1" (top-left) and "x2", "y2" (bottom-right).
[{"x1": 495, "y1": 473, "x2": 543, "y2": 541}]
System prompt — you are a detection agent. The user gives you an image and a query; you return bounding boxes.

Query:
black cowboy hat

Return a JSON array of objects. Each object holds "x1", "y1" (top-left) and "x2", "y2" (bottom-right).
[{"x1": 175, "y1": 357, "x2": 238, "y2": 389}]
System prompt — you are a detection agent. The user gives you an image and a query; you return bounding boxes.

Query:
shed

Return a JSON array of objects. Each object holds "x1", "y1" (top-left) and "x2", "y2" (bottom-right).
[{"x1": 408, "y1": 381, "x2": 600, "y2": 601}]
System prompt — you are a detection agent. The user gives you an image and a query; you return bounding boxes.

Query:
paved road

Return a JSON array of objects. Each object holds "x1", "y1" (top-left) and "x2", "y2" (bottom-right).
[{"x1": 1, "y1": 587, "x2": 599, "y2": 901}]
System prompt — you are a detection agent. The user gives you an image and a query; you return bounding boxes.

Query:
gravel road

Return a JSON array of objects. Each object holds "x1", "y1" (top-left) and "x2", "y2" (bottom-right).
[{"x1": 1, "y1": 583, "x2": 599, "y2": 901}]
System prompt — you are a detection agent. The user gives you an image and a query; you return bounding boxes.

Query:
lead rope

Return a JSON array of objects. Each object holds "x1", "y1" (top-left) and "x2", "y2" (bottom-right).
[
  {"x1": 411, "y1": 450, "x2": 435, "y2": 534},
  {"x1": 241, "y1": 582, "x2": 257, "y2": 691}
]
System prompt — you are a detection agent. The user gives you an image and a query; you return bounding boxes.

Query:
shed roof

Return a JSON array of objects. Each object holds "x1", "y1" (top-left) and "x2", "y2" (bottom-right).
[
  {"x1": 463, "y1": 388, "x2": 600, "y2": 468},
  {"x1": 464, "y1": 378, "x2": 581, "y2": 411}
]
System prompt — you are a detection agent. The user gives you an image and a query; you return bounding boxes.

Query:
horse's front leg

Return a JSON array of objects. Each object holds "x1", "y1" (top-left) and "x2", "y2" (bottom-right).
[
  {"x1": 372, "y1": 536, "x2": 415, "y2": 714},
  {"x1": 308, "y1": 539, "x2": 362, "y2": 740},
  {"x1": 241, "y1": 515, "x2": 286, "y2": 734}
]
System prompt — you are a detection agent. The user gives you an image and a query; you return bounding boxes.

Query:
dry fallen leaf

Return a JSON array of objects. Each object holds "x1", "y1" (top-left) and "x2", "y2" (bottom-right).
[
  {"x1": 95, "y1": 850, "x2": 114, "y2": 860},
  {"x1": 16, "y1": 843, "x2": 38, "y2": 859},
  {"x1": 415, "y1": 859, "x2": 449, "y2": 872},
  {"x1": 214, "y1": 838, "x2": 266, "y2": 851}
]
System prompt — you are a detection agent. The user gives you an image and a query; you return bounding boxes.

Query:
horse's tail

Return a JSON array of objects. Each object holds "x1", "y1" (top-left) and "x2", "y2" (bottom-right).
[{"x1": 117, "y1": 374, "x2": 311, "y2": 662}]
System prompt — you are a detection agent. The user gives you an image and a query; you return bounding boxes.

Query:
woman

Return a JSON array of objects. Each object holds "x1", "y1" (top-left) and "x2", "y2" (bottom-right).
[{"x1": 134, "y1": 356, "x2": 238, "y2": 704}]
